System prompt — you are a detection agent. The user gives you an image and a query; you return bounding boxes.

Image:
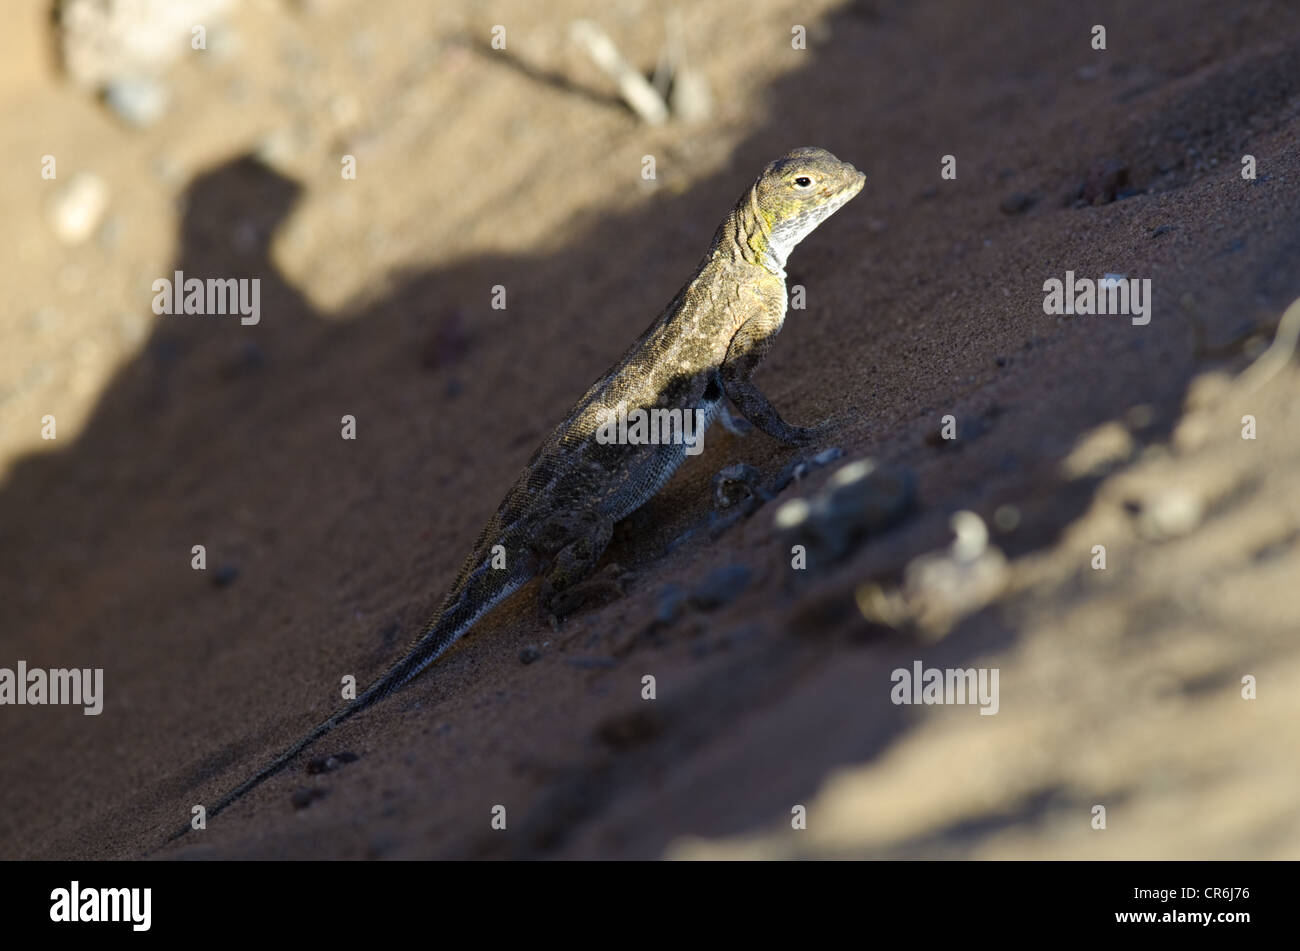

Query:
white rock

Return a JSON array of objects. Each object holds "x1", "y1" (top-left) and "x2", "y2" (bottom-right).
[
  {"x1": 103, "y1": 77, "x2": 170, "y2": 127},
  {"x1": 48, "y1": 173, "x2": 110, "y2": 245},
  {"x1": 59, "y1": 0, "x2": 235, "y2": 88}
]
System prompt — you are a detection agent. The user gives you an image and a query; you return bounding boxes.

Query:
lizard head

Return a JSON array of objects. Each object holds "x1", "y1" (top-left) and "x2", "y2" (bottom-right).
[{"x1": 751, "y1": 146, "x2": 865, "y2": 270}]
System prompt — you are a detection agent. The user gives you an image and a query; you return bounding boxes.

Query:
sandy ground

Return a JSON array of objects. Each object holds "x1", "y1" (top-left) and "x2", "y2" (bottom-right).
[{"x1": 1, "y1": 0, "x2": 1298, "y2": 860}]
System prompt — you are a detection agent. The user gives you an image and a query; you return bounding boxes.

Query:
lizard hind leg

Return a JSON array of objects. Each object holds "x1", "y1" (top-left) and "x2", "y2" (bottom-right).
[{"x1": 537, "y1": 518, "x2": 623, "y2": 625}]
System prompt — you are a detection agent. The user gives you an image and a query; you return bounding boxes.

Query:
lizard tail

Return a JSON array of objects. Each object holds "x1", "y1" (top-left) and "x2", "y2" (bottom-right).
[{"x1": 165, "y1": 555, "x2": 531, "y2": 844}]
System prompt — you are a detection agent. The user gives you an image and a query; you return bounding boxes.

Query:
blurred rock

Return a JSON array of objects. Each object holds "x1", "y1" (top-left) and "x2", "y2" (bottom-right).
[
  {"x1": 1135, "y1": 488, "x2": 1204, "y2": 540},
  {"x1": 687, "y1": 564, "x2": 751, "y2": 611},
  {"x1": 305, "y1": 751, "x2": 358, "y2": 774},
  {"x1": 654, "y1": 583, "x2": 687, "y2": 625},
  {"x1": 1079, "y1": 159, "x2": 1129, "y2": 206},
  {"x1": 999, "y1": 192, "x2": 1035, "y2": 215},
  {"x1": 713, "y1": 463, "x2": 763, "y2": 509},
  {"x1": 1061, "y1": 421, "x2": 1134, "y2": 479},
  {"x1": 58, "y1": 0, "x2": 234, "y2": 89},
  {"x1": 854, "y1": 511, "x2": 1007, "y2": 639},
  {"x1": 900, "y1": 511, "x2": 1008, "y2": 637},
  {"x1": 775, "y1": 458, "x2": 917, "y2": 563},
  {"x1": 103, "y1": 77, "x2": 170, "y2": 127},
  {"x1": 290, "y1": 787, "x2": 328, "y2": 810},
  {"x1": 47, "y1": 173, "x2": 109, "y2": 245}
]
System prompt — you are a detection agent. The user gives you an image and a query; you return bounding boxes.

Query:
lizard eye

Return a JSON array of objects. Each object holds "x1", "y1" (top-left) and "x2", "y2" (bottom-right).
[{"x1": 793, "y1": 176, "x2": 813, "y2": 188}]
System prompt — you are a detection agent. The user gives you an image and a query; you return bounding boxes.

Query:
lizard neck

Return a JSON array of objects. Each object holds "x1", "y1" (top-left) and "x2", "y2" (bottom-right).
[{"x1": 717, "y1": 184, "x2": 788, "y2": 279}]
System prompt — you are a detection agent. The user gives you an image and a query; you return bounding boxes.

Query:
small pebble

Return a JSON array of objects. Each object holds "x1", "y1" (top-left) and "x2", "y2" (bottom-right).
[
  {"x1": 999, "y1": 192, "x2": 1035, "y2": 215},
  {"x1": 713, "y1": 463, "x2": 761, "y2": 508},
  {"x1": 687, "y1": 563, "x2": 751, "y2": 611},
  {"x1": 291, "y1": 787, "x2": 329, "y2": 810},
  {"x1": 1080, "y1": 159, "x2": 1129, "y2": 205},
  {"x1": 48, "y1": 173, "x2": 109, "y2": 245},
  {"x1": 103, "y1": 77, "x2": 170, "y2": 127},
  {"x1": 212, "y1": 564, "x2": 239, "y2": 587},
  {"x1": 306, "y1": 751, "x2": 359, "y2": 775},
  {"x1": 654, "y1": 584, "x2": 686, "y2": 625}
]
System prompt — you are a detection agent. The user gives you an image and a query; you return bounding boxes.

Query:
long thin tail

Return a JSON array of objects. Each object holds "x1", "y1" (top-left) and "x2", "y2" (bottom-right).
[{"x1": 166, "y1": 556, "x2": 530, "y2": 844}]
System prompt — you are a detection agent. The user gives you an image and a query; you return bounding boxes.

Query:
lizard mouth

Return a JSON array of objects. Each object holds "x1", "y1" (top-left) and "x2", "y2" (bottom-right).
[
  {"x1": 822, "y1": 170, "x2": 865, "y2": 205},
  {"x1": 823, "y1": 173, "x2": 865, "y2": 210}
]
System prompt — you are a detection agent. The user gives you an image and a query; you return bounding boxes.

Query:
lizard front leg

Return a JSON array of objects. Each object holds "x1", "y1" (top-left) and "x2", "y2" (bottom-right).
[{"x1": 721, "y1": 313, "x2": 826, "y2": 445}]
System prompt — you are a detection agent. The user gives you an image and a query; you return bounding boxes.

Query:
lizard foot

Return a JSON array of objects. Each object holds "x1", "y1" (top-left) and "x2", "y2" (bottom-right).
[
  {"x1": 781, "y1": 417, "x2": 838, "y2": 446},
  {"x1": 540, "y1": 562, "x2": 634, "y2": 623},
  {"x1": 718, "y1": 403, "x2": 754, "y2": 437}
]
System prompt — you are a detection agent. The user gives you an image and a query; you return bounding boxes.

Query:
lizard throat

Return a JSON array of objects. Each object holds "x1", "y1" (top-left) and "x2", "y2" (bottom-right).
[
  {"x1": 730, "y1": 182, "x2": 861, "y2": 278},
  {"x1": 728, "y1": 190, "x2": 785, "y2": 277},
  {"x1": 768, "y1": 187, "x2": 858, "y2": 271}
]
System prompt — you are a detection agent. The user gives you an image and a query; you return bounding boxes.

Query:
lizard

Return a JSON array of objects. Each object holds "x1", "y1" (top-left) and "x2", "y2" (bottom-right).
[{"x1": 170, "y1": 146, "x2": 865, "y2": 841}]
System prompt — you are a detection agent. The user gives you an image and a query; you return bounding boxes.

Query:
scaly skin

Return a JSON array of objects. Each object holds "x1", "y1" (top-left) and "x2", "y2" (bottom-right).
[{"x1": 171, "y1": 146, "x2": 865, "y2": 841}]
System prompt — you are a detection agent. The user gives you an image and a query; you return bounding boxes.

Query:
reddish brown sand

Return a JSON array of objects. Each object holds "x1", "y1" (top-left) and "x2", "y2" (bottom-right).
[{"x1": 1, "y1": 0, "x2": 1298, "y2": 859}]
